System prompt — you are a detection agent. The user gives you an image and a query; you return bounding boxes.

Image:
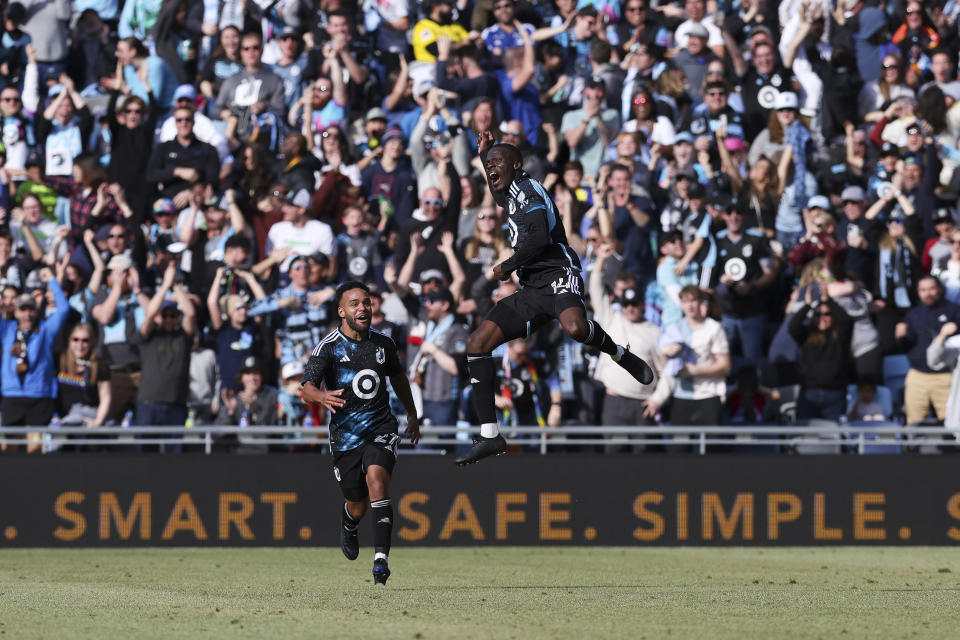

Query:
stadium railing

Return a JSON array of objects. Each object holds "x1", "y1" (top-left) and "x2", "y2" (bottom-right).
[{"x1": 0, "y1": 424, "x2": 956, "y2": 454}]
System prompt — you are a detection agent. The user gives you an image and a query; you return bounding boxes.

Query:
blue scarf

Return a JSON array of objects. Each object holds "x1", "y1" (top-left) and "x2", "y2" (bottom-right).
[{"x1": 787, "y1": 122, "x2": 811, "y2": 208}]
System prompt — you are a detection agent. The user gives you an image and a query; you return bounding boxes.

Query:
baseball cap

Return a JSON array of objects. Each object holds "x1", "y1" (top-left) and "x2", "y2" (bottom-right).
[
  {"x1": 173, "y1": 84, "x2": 197, "y2": 102},
  {"x1": 880, "y1": 141, "x2": 899, "y2": 157},
  {"x1": 282, "y1": 360, "x2": 305, "y2": 380},
  {"x1": 585, "y1": 76, "x2": 606, "y2": 91},
  {"x1": 723, "y1": 137, "x2": 745, "y2": 152},
  {"x1": 806, "y1": 195, "x2": 831, "y2": 211},
  {"x1": 687, "y1": 182, "x2": 706, "y2": 199},
  {"x1": 933, "y1": 208, "x2": 955, "y2": 225},
  {"x1": 423, "y1": 288, "x2": 454, "y2": 305},
  {"x1": 240, "y1": 356, "x2": 263, "y2": 374},
  {"x1": 160, "y1": 299, "x2": 180, "y2": 314},
  {"x1": 15, "y1": 293, "x2": 35, "y2": 309},
  {"x1": 620, "y1": 287, "x2": 642, "y2": 306},
  {"x1": 686, "y1": 23, "x2": 709, "y2": 40},
  {"x1": 286, "y1": 189, "x2": 311, "y2": 208},
  {"x1": 155, "y1": 234, "x2": 186, "y2": 254},
  {"x1": 840, "y1": 186, "x2": 865, "y2": 202},
  {"x1": 153, "y1": 198, "x2": 176, "y2": 215},
  {"x1": 774, "y1": 92, "x2": 799, "y2": 110},
  {"x1": 365, "y1": 107, "x2": 387, "y2": 122},
  {"x1": 276, "y1": 25, "x2": 301, "y2": 38},
  {"x1": 382, "y1": 127, "x2": 404, "y2": 144},
  {"x1": 107, "y1": 254, "x2": 133, "y2": 271},
  {"x1": 905, "y1": 122, "x2": 923, "y2": 135},
  {"x1": 419, "y1": 269, "x2": 446, "y2": 283},
  {"x1": 710, "y1": 193, "x2": 732, "y2": 212},
  {"x1": 902, "y1": 150, "x2": 924, "y2": 167},
  {"x1": 413, "y1": 79, "x2": 435, "y2": 99},
  {"x1": 25, "y1": 151, "x2": 42, "y2": 167},
  {"x1": 675, "y1": 131, "x2": 694, "y2": 145}
]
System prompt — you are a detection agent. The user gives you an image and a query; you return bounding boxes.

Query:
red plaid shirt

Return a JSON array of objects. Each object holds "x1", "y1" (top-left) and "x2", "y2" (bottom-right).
[{"x1": 45, "y1": 177, "x2": 122, "y2": 249}]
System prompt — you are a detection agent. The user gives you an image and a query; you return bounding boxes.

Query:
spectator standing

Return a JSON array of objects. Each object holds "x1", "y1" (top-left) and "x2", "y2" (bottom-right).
[
  {"x1": 20, "y1": 0, "x2": 70, "y2": 86},
  {"x1": 788, "y1": 289, "x2": 855, "y2": 421},
  {"x1": 713, "y1": 199, "x2": 777, "y2": 367},
  {"x1": 661, "y1": 285, "x2": 731, "y2": 425},
  {"x1": 897, "y1": 276, "x2": 960, "y2": 425},
  {"x1": 106, "y1": 87, "x2": 158, "y2": 223},
  {"x1": 591, "y1": 244, "x2": 669, "y2": 433},
  {"x1": 114, "y1": 36, "x2": 178, "y2": 112},
  {"x1": 412, "y1": 0, "x2": 469, "y2": 63},
  {"x1": 361, "y1": 126, "x2": 418, "y2": 227},
  {"x1": 495, "y1": 23, "x2": 540, "y2": 145},
  {"x1": 159, "y1": 85, "x2": 229, "y2": 164},
  {"x1": 35, "y1": 75, "x2": 92, "y2": 178},
  {"x1": 0, "y1": 270, "x2": 68, "y2": 447},
  {"x1": 55, "y1": 322, "x2": 110, "y2": 427},
  {"x1": 216, "y1": 31, "x2": 286, "y2": 145},
  {"x1": 146, "y1": 104, "x2": 219, "y2": 202},
  {"x1": 91, "y1": 254, "x2": 149, "y2": 422},
  {"x1": 562, "y1": 78, "x2": 619, "y2": 177},
  {"x1": 207, "y1": 270, "x2": 267, "y2": 392},
  {"x1": 199, "y1": 25, "x2": 241, "y2": 104},
  {"x1": 410, "y1": 288, "x2": 468, "y2": 427},
  {"x1": 135, "y1": 262, "x2": 196, "y2": 433},
  {"x1": 265, "y1": 189, "x2": 335, "y2": 259}
]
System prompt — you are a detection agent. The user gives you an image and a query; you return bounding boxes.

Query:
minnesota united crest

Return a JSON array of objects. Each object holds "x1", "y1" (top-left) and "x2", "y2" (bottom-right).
[{"x1": 376, "y1": 347, "x2": 386, "y2": 364}]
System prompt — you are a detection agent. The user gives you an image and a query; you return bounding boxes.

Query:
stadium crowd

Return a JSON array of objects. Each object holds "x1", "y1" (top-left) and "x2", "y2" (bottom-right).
[{"x1": 2, "y1": 0, "x2": 960, "y2": 452}]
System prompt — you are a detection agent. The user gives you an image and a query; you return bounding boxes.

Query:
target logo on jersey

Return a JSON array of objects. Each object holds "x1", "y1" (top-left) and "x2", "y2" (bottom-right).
[{"x1": 352, "y1": 369, "x2": 381, "y2": 399}]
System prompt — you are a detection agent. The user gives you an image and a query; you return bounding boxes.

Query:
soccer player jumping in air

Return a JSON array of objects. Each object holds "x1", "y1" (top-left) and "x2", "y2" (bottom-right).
[
  {"x1": 301, "y1": 281, "x2": 420, "y2": 585},
  {"x1": 454, "y1": 130, "x2": 655, "y2": 466}
]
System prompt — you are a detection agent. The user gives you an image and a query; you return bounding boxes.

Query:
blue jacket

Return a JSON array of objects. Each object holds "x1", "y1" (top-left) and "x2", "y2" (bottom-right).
[
  {"x1": 1, "y1": 280, "x2": 69, "y2": 398},
  {"x1": 902, "y1": 299, "x2": 960, "y2": 373}
]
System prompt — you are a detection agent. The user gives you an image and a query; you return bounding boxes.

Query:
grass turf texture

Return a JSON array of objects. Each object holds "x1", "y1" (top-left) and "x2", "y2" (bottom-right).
[{"x1": 1, "y1": 547, "x2": 958, "y2": 639}]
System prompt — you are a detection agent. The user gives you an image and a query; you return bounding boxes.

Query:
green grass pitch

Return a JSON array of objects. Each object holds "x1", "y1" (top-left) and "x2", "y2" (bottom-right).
[{"x1": 2, "y1": 547, "x2": 958, "y2": 638}]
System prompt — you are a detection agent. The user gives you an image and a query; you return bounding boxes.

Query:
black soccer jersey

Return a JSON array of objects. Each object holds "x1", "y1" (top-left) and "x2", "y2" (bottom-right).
[
  {"x1": 714, "y1": 228, "x2": 774, "y2": 318},
  {"x1": 489, "y1": 171, "x2": 582, "y2": 287},
  {"x1": 302, "y1": 329, "x2": 403, "y2": 453}
]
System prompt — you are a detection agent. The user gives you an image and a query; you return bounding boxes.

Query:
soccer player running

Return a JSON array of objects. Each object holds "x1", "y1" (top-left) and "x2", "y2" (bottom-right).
[
  {"x1": 301, "y1": 281, "x2": 420, "y2": 585},
  {"x1": 455, "y1": 130, "x2": 655, "y2": 466}
]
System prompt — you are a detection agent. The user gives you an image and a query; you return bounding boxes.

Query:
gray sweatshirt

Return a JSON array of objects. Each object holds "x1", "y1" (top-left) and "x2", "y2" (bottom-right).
[{"x1": 22, "y1": 0, "x2": 71, "y2": 62}]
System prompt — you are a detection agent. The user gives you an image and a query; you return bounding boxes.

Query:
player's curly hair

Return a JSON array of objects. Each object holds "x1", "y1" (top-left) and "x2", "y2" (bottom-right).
[{"x1": 335, "y1": 281, "x2": 370, "y2": 306}]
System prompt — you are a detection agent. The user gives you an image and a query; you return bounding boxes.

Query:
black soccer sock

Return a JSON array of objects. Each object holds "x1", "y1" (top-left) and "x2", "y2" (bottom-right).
[
  {"x1": 342, "y1": 503, "x2": 360, "y2": 532},
  {"x1": 582, "y1": 320, "x2": 622, "y2": 359},
  {"x1": 468, "y1": 353, "x2": 500, "y2": 437},
  {"x1": 370, "y1": 498, "x2": 393, "y2": 558}
]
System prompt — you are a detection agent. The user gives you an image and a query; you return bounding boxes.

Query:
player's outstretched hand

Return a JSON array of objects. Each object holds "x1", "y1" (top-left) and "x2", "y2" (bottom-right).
[
  {"x1": 477, "y1": 128, "x2": 495, "y2": 155},
  {"x1": 405, "y1": 415, "x2": 420, "y2": 445},
  {"x1": 317, "y1": 388, "x2": 346, "y2": 414}
]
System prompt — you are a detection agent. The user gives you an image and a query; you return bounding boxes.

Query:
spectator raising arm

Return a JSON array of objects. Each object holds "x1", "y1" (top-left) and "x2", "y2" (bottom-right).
[
  {"x1": 511, "y1": 21, "x2": 536, "y2": 93},
  {"x1": 140, "y1": 262, "x2": 178, "y2": 338}
]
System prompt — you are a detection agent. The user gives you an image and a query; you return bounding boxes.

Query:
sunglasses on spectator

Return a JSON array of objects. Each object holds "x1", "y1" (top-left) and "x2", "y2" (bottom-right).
[
  {"x1": 881, "y1": 63, "x2": 898, "y2": 70},
  {"x1": 888, "y1": 219, "x2": 904, "y2": 225},
  {"x1": 125, "y1": 108, "x2": 143, "y2": 114},
  {"x1": 291, "y1": 263, "x2": 308, "y2": 271},
  {"x1": 175, "y1": 117, "x2": 193, "y2": 123},
  {"x1": 321, "y1": 130, "x2": 338, "y2": 138},
  {"x1": 108, "y1": 233, "x2": 125, "y2": 239},
  {"x1": 1, "y1": 96, "x2": 20, "y2": 102},
  {"x1": 71, "y1": 337, "x2": 90, "y2": 343},
  {"x1": 626, "y1": 4, "x2": 646, "y2": 11},
  {"x1": 706, "y1": 69, "x2": 724, "y2": 76},
  {"x1": 242, "y1": 44, "x2": 261, "y2": 51},
  {"x1": 502, "y1": 129, "x2": 521, "y2": 136},
  {"x1": 905, "y1": 8, "x2": 920, "y2": 14},
  {"x1": 814, "y1": 311, "x2": 832, "y2": 318},
  {"x1": 477, "y1": 213, "x2": 496, "y2": 220},
  {"x1": 272, "y1": 189, "x2": 289, "y2": 198},
  {"x1": 314, "y1": 85, "x2": 330, "y2": 92},
  {"x1": 424, "y1": 199, "x2": 444, "y2": 206},
  {"x1": 706, "y1": 91, "x2": 726, "y2": 97},
  {"x1": 632, "y1": 95, "x2": 650, "y2": 105}
]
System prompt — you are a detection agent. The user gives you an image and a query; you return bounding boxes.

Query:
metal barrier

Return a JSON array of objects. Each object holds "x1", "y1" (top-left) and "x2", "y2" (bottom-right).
[{"x1": 1, "y1": 424, "x2": 957, "y2": 454}]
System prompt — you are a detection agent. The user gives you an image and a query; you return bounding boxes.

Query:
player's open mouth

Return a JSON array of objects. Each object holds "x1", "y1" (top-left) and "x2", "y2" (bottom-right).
[{"x1": 488, "y1": 170, "x2": 501, "y2": 187}]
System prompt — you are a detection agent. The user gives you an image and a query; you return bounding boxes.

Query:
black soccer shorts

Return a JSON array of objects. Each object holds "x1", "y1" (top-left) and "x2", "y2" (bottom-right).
[
  {"x1": 485, "y1": 267, "x2": 587, "y2": 341},
  {"x1": 332, "y1": 432, "x2": 400, "y2": 501}
]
